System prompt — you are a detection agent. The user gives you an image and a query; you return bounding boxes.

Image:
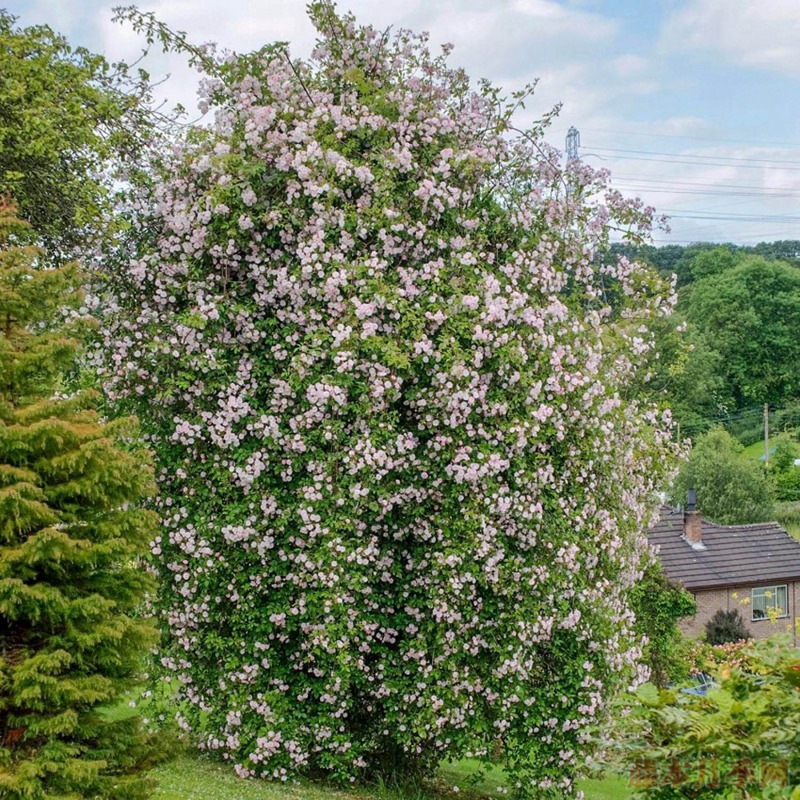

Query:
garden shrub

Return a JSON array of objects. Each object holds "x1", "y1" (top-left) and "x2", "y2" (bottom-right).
[
  {"x1": 685, "y1": 638, "x2": 756, "y2": 675},
  {"x1": 704, "y1": 609, "x2": 751, "y2": 646},
  {"x1": 629, "y1": 565, "x2": 696, "y2": 687},
  {"x1": 612, "y1": 637, "x2": 800, "y2": 799},
  {"x1": 99, "y1": 6, "x2": 677, "y2": 797}
]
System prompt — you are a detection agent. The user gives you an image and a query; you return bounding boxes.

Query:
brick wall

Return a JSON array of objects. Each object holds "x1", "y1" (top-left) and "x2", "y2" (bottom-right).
[
  {"x1": 679, "y1": 581, "x2": 799, "y2": 645},
  {"x1": 680, "y1": 588, "x2": 728, "y2": 639}
]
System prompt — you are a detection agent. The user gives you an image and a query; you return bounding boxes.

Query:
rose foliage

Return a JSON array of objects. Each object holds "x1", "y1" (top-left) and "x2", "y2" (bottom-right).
[{"x1": 98, "y1": 6, "x2": 677, "y2": 797}]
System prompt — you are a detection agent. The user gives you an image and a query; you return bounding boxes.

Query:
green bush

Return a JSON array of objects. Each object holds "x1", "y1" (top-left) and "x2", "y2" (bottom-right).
[
  {"x1": 611, "y1": 638, "x2": 800, "y2": 799},
  {"x1": 775, "y1": 504, "x2": 800, "y2": 539},
  {"x1": 770, "y1": 434, "x2": 800, "y2": 503},
  {"x1": 629, "y1": 566, "x2": 696, "y2": 687},
  {"x1": 775, "y1": 470, "x2": 800, "y2": 503},
  {"x1": 704, "y1": 609, "x2": 751, "y2": 646}
]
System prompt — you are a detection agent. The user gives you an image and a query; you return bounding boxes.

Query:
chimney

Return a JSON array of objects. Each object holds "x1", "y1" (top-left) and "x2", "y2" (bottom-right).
[{"x1": 683, "y1": 488, "x2": 705, "y2": 550}]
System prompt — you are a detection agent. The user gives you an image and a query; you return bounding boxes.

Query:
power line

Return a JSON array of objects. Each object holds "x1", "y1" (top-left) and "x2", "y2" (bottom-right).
[
  {"x1": 580, "y1": 126, "x2": 800, "y2": 150},
  {"x1": 594, "y1": 153, "x2": 800, "y2": 172},
  {"x1": 614, "y1": 185, "x2": 799, "y2": 199},
  {"x1": 650, "y1": 232, "x2": 800, "y2": 243},
  {"x1": 660, "y1": 211, "x2": 800, "y2": 222},
  {"x1": 678, "y1": 406, "x2": 775, "y2": 432},
  {"x1": 570, "y1": 134, "x2": 800, "y2": 243},
  {"x1": 613, "y1": 174, "x2": 800, "y2": 192},
  {"x1": 592, "y1": 146, "x2": 800, "y2": 168}
]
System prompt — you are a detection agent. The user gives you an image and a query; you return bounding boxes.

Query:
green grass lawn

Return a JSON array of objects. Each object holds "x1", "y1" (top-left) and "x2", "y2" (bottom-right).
[
  {"x1": 736, "y1": 438, "x2": 800, "y2": 539},
  {"x1": 148, "y1": 754, "x2": 632, "y2": 800},
  {"x1": 741, "y1": 437, "x2": 774, "y2": 461},
  {"x1": 580, "y1": 775, "x2": 631, "y2": 800},
  {"x1": 150, "y1": 757, "x2": 357, "y2": 800}
]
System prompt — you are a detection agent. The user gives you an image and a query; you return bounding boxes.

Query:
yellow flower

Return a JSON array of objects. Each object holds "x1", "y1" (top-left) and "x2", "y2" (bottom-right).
[{"x1": 767, "y1": 606, "x2": 784, "y2": 624}]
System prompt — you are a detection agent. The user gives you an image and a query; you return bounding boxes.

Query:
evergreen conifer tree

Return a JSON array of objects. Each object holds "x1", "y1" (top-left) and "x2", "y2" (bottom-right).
[{"x1": 0, "y1": 199, "x2": 159, "y2": 799}]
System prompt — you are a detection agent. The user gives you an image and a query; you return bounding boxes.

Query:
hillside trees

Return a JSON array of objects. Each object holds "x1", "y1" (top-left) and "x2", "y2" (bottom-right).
[
  {"x1": 98, "y1": 6, "x2": 678, "y2": 797},
  {"x1": 0, "y1": 201, "x2": 160, "y2": 799},
  {"x1": 750, "y1": 239, "x2": 800, "y2": 266},
  {"x1": 683, "y1": 255, "x2": 800, "y2": 409},
  {"x1": 640, "y1": 317, "x2": 732, "y2": 430},
  {"x1": 621, "y1": 244, "x2": 800, "y2": 437}
]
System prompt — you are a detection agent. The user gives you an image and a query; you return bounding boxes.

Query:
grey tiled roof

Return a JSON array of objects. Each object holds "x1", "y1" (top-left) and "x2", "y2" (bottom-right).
[{"x1": 649, "y1": 507, "x2": 800, "y2": 591}]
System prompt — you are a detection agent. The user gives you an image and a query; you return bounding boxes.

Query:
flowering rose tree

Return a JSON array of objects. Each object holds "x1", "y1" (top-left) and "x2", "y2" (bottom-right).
[{"x1": 100, "y1": 5, "x2": 677, "y2": 796}]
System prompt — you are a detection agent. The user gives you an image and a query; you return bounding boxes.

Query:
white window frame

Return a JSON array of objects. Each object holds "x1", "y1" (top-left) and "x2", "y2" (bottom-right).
[{"x1": 751, "y1": 584, "x2": 788, "y2": 621}]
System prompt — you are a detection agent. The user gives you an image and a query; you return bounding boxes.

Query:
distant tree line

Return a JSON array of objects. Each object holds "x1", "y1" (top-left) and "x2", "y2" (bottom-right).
[
  {"x1": 609, "y1": 241, "x2": 800, "y2": 427},
  {"x1": 612, "y1": 239, "x2": 800, "y2": 288}
]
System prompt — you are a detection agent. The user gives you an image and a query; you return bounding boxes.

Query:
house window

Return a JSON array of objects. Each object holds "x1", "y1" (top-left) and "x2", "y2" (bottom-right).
[{"x1": 751, "y1": 585, "x2": 788, "y2": 621}]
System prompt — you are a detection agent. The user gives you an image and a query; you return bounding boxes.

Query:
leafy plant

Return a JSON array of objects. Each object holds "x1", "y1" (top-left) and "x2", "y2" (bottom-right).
[
  {"x1": 670, "y1": 427, "x2": 773, "y2": 524},
  {"x1": 704, "y1": 609, "x2": 751, "y2": 646},
  {"x1": 629, "y1": 565, "x2": 696, "y2": 687},
  {"x1": 612, "y1": 637, "x2": 800, "y2": 799}
]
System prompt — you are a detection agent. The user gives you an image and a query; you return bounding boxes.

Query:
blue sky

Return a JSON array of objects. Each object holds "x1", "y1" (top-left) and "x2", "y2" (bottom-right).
[{"x1": 7, "y1": 0, "x2": 800, "y2": 245}]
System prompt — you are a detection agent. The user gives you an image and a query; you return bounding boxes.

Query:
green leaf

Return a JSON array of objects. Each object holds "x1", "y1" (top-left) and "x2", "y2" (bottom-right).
[{"x1": 635, "y1": 682, "x2": 662, "y2": 707}]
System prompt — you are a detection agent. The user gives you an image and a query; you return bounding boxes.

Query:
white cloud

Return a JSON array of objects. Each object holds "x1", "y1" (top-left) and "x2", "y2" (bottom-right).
[
  {"x1": 611, "y1": 54, "x2": 648, "y2": 78},
  {"x1": 435, "y1": 0, "x2": 617, "y2": 82},
  {"x1": 662, "y1": 0, "x2": 800, "y2": 76},
  {"x1": 512, "y1": 0, "x2": 616, "y2": 36}
]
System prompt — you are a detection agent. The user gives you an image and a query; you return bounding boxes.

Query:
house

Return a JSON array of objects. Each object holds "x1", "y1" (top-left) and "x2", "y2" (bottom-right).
[{"x1": 649, "y1": 500, "x2": 800, "y2": 644}]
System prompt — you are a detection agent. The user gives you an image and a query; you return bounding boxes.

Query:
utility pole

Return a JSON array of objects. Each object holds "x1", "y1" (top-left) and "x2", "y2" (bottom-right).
[
  {"x1": 764, "y1": 403, "x2": 770, "y2": 466},
  {"x1": 565, "y1": 127, "x2": 580, "y2": 199},
  {"x1": 565, "y1": 126, "x2": 580, "y2": 162}
]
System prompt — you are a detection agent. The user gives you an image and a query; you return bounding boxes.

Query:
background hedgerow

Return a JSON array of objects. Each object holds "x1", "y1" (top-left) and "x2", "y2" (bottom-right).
[{"x1": 98, "y1": 5, "x2": 678, "y2": 797}]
